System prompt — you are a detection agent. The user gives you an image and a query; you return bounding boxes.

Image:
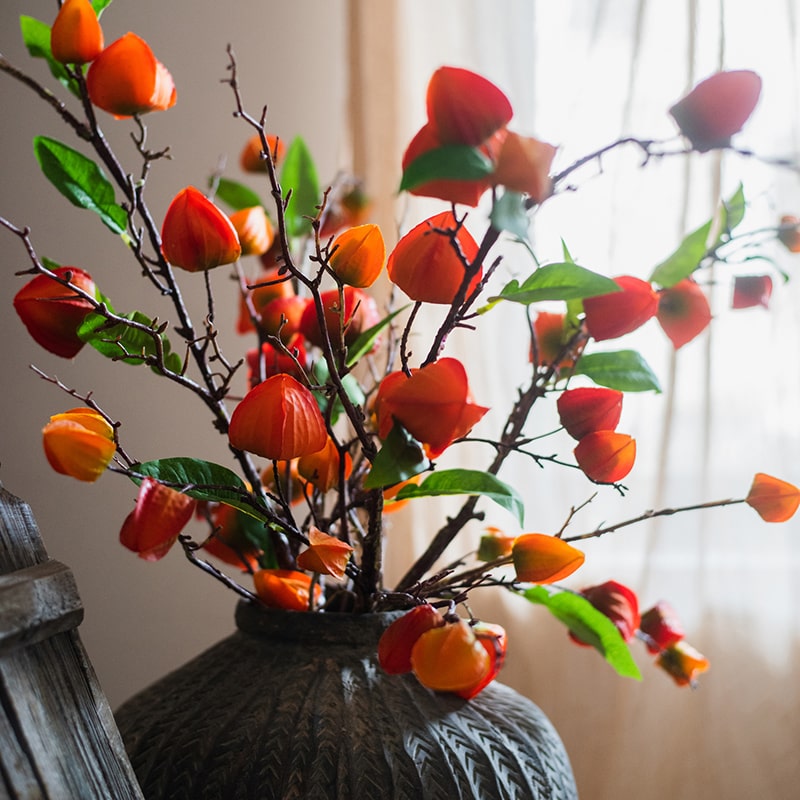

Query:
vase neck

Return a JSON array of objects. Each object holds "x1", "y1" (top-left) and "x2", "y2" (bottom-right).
[{"x1": 235, "y1": 600, "x2": 403, "y2": 647}]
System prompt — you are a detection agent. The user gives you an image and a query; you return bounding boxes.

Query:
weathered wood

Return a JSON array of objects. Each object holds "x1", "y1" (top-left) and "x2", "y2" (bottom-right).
[
  {"x1": 0, "y1": 483, "x2": 143, "y2": 799},
  {"x1": 0, "y1": 560, "x2": 84, "y2": 654},
  {"x1": 0, "y1": 485, "x2": 48, "y2": 571}
]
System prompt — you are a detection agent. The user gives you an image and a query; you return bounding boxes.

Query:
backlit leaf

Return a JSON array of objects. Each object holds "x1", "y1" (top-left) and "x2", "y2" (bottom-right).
[
  {"x1": 346, "y1": 305, "x2": 411, "y2": 367},
  {"x1": 574, "y1": 350, "x2": 661, "y2": 392},
  {"x1": 649, "y1": 221, "x2": 711, "y2": 288},
  {"x1": 720, "y1": 183, "x2": 746, "y2": 233},
  {"x1": 400, "y1": 144, "x2": 493, "y2": 192},
  {"x1": 650, "y1": 185, "x2": 746, "y2": 287},
  {"x1": 395, "y1": 468, "x2": 525, "y2": 526},
  {"x1": 280, "y1": 136, "x2": 320, "y2": 238},
  {"x1": 490, "y1": 190, "x2": 529, "y2": 239},
  {"x1": 211, "y1": 177, "x2": 265, "y2": 212},
  {"x1": 364, "y1": 424, "x2": 430, "y2": 489},
  {"x1": 495, "y1": 263, "x2": 619, "y2": 304},
  {"x1": 521, "y1": 585, "x2": 642, "y2": 679}
]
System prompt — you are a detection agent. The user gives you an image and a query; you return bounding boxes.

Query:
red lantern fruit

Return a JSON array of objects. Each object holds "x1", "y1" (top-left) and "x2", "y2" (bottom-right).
[
  {"x1": 745, "y1": 472, "x2": 800, "y2": 523},
  {"x1": 574, "y1": 431, "x2": 636, "y2": 483},
  {"x1": 253, "y1": 569, "x2": 322, "y2": 611},
  {"x1": 328, "y1": 224, "x2": 386, "y2": 288},
  {"x1": 582, "y1": 276, "x2": 659, "y2": 341},
  {"x1": 299, "y1": 287, "x2": 380, "y2": 349},
  {"x1": 492, "y1": 132, "x2": 557, "y2": 204},
  {"x1": 410, "y1": 619, "x2": 491, "y2": 693},
  {"x1": 378, "y1": 604, "x2": 445, "y2": 675},
  {"x1": 295, "y1": 526, "x2": 354, "y2": 580},
  {"x1": 87, "y1": 33, "x2": 176, "y2": 118},
  {"x1": 228, "y1": 374, "x2": 328, "y2": 460},
  {"x1": 120, "y1": 478, "x2": 196, "y2": 561},
  {"x1": 42, "y1": 407, "x2": 116, "y2": 483},
  {"x1": 639, "y1": 601, "x2": 685, "y2": 654},
  {"x1": 161, "y1": 187, "x2": 241, "y2": 272},
  {"x1": 387, "y1": 211, "x2": 481, "y2": 304},
  {"x1": 13, "y1": 267, "x2": 97, "y2": 358},
  {"x1": 512, "y1": 533, "x2": 585, "y2": 584},
  {"x1": 732, "y1": 275, "x2": 773, "y2": 309},
  {"x1": 50, "y1": 0, "x2": 104, "y2": 65},
  {"x1": 669, "y1": 70, "x2": 762, "y2": 152},
  {"x1": 426, "y1": 66, "x2": 513, "y2": 146},
  {"x1": 656, "y1": 641, "x2": 710, "y2": 687},
  {"x1": 569, "y1": 580, "x2": 640, "y2": 647},
  {"x1": 375, "y1": 358, "x2": 489, "y2": 457},
  {"x1": 454, "y1": 622, "x2": 508, "y2": 699},
  {"x1": 656, "y1": 279, "x2": 711, "y2": 349},
  {"x1": 557, "y1": 387, "x2": 624, "y2": 441}
]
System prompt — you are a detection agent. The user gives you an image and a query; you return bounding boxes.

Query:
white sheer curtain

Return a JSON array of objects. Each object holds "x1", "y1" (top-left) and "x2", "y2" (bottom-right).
[{"x1": 348, "y1": 1, "x2": 800, "y2": 798}]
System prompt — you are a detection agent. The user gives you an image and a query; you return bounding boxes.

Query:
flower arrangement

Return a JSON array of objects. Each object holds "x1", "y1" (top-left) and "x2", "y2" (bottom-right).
[{"x1": 3, "y1": 0, "x2": 800, "y2": 702}]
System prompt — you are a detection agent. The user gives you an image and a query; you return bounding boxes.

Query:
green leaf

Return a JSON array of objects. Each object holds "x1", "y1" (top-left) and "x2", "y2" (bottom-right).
[
  {"x1": 494, "y1": 263, "x2": 620, "y2": 305},
  {"x1": 721, "y1": 183, "x2": 746, "y2": 233},
  {"x1": 558, "y1": 242, "x2": 585, "y2": 324},
  {"x1": 310, "y1": 360, "x2": 365, "y2": 426},
  {"x1": 92, "y1": 289, "x2": 116, "y2": 314},
  {"x1": 649, "y1": 221, "x2": 711, "y2": 288},
  {"x1": 365, "y1": 425, "x2": 430, "y2": 489},
  {"x1": 91, "y1": 0, "x2": 113, "y2": 16},
  {"x1": 18, "y1": 16, "x2": 90, "y2": 100},
  {"x1": 78, "y1": 309, "x2": 183, "y2": 374},
  {"x1": 280, "y1": 136, "x2": 320, "y2": 238},
  {"x1": 520, "y1": 585, "x2": 642, "y2": 679},
  {"x1": 574, "y1": 350, "x2": 661, "y2": 393},
  {"x1": 565, "y1": 296, "x2": 584, "y2": 328},
  {"x1": 41, "y1": 256, "x2": 63, "y2": 272},
  {"x1": 234, "y1": 511, "x2": 279, "y2": 568},
  {"x1": 346, "y1": 305, "x2": 411, "y2": 367},
  {"x1": 490, "y1": 191, "x2": 530, "y2": 239},
  {"x1": 395, "y1": 468, "x2": 525, "y2": 526},
  {"x1": 20, "y1": 16, "x2": 54, "y2": 60},
  {"x1": 135, "y1": 456, "x2": 279, "y2": 567},
  {"x1": 20, "y1": 16, "x2": 74, "y2": 88},
  {"x1": 132, "y1": 458, "x2": 270, "y2": 522},
  {"x1": 399, "y1": 145, "x2": 493, "y2": 192},
  {"x1": 649, "y1": 186, "x2": 746, "y2": 288},
  {"x1": 34, "y1": 136, "x2": 128, "y2": 234},
  {"x1": 211, "y1": 177, "x2": 265, "y2": 212},
  {"x1": 336, "y1": 374, "x2": 365, "y2": 421}
]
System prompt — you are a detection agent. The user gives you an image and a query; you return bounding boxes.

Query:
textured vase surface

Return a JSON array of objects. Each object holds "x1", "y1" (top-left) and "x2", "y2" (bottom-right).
[{"x1": 115, "y1": 601, "x2": 578, "y2": 800}]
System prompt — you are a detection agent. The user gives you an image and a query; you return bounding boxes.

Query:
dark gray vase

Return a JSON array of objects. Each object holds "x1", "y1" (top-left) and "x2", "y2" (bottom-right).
[{"x1": 114, "y1": 601, "x2": 578, "y2": 800}]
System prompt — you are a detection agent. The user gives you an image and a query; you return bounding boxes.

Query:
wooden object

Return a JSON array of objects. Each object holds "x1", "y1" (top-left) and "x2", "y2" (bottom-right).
[{"x1": 0, "y1": 483, "x2": 143, "y2": 799}]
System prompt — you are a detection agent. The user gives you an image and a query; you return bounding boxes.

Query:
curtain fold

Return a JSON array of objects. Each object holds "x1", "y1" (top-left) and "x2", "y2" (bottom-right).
[
  {"x1": 347, "y1": 2, "x2": 800, "y2": 798},
  {"x1": 346, "y1": 0, "x2": 402, "y2": 242}
]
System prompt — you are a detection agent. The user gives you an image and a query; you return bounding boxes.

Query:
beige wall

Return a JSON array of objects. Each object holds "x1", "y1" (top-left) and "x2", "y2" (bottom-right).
[{"x1": 0, "y1": 0, "x2": 346, "y2": 707}]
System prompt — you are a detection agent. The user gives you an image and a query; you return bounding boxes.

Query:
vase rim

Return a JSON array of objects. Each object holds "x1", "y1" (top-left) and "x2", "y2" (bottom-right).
[{"x1": 235, "y1": 600, "x2": 404, "y2": 646}]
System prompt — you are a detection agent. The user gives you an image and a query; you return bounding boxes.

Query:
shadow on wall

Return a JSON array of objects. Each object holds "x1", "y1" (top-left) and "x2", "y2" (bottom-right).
[{"x1": 0, "y1": 0, "x2": 347, "y2": 710}]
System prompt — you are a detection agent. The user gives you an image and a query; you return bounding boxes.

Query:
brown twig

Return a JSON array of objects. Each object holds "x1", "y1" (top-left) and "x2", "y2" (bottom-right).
[
  {"x1": 30, "y1": 365, "x2": 136, "y2": 466},
  {"x1": 563, "y1": 497, "x2": 746, "y2": 543},
  {"x1": 178, "y1": 535, "x2": 260, "y2": 602}
]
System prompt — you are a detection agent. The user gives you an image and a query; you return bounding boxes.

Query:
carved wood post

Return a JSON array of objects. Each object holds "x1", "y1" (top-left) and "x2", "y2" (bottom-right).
[{"x1": 0, "y1": 483, "x2": 143, "y2": 799}]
